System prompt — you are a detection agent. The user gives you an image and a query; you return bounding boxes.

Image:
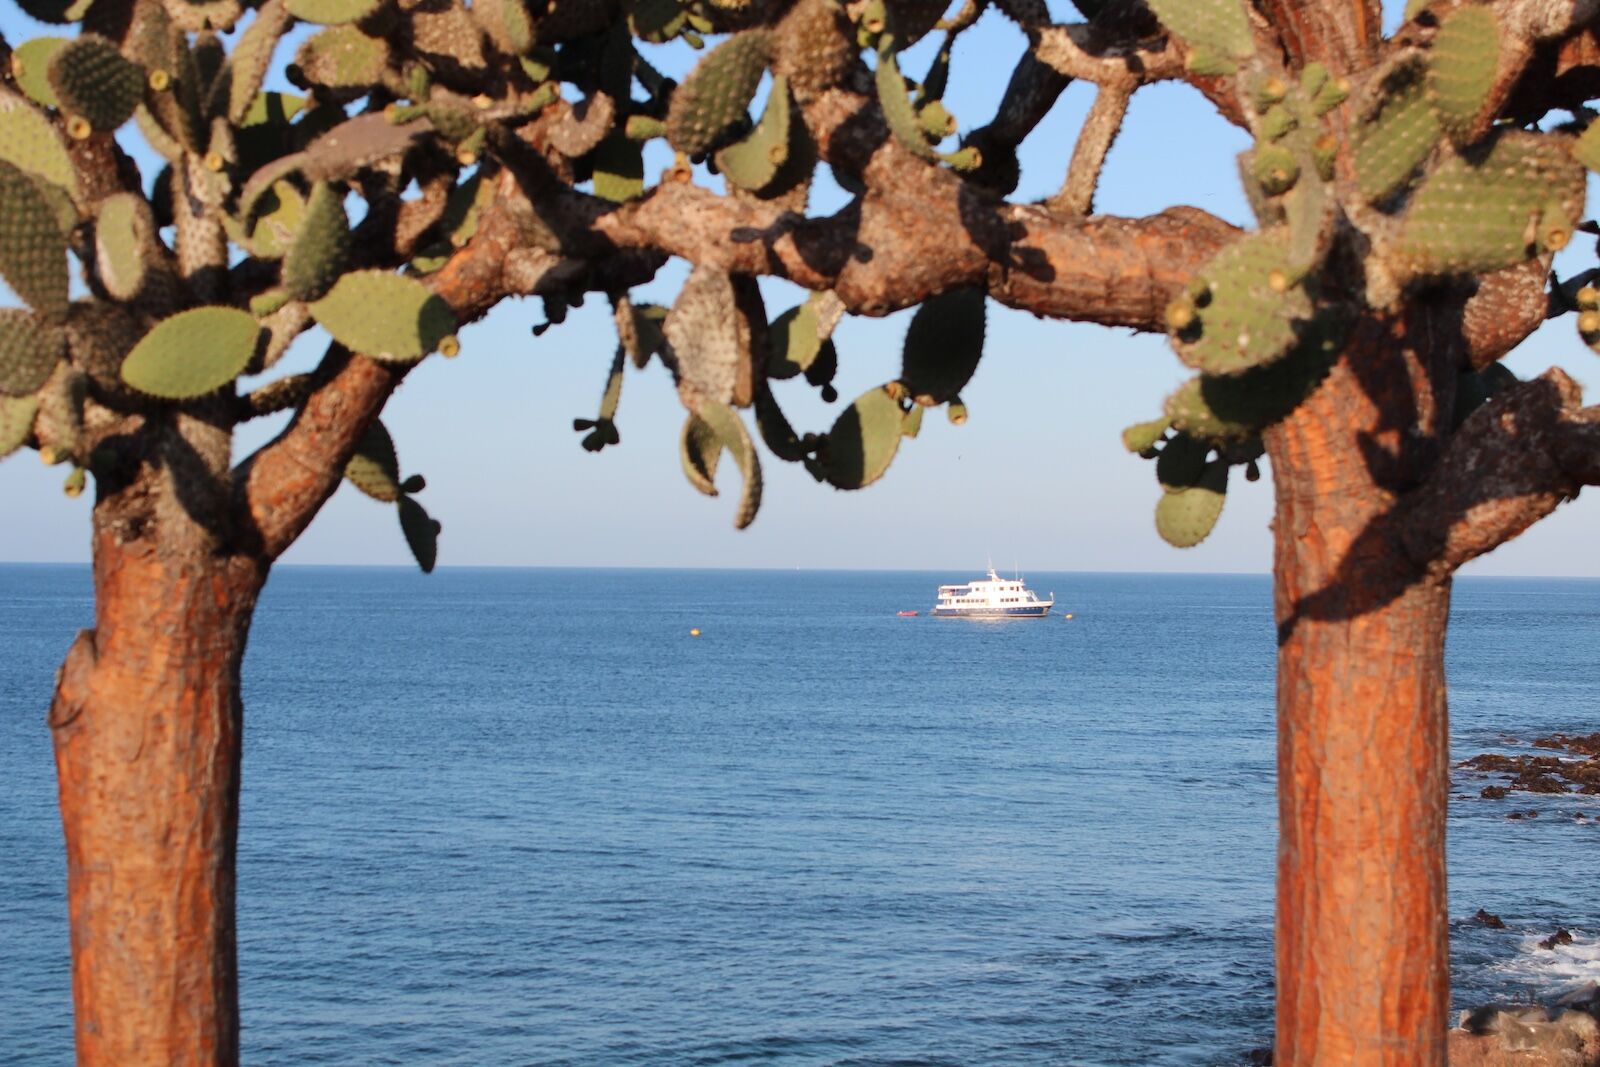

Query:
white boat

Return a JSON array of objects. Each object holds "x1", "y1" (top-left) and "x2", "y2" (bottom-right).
[{"x1": 932, "y1": 567, "x2": 1054, "y2": 619}]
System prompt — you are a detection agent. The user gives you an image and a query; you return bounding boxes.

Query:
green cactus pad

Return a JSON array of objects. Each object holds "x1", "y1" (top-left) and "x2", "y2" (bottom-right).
[
  {"x1": 135, "y1": 9, "x2": 206, "y2": 153},
  {"x1": 717, "y1": 75, "x2": 792, "y2": 193},
  {"x1": 631, "y1": 0, "x2": 692, "y2": 43},
  {"x1": 294, "y1": 25, "x2": 390, "y2": 89},
  {"x1": 239, "y1": 90, "x2": 306, "y2": 129},
  {"x1": 48, "y1": 34, "x2": 145, "y2": 131},
  {"x1": 1397, "y1": 132, "x2": 1585, "y2": 276},
  {"x1": 0, "y1": 309, "x2": 65, "y2": 396},
  {"x1": 819, "y1": 385, "x2": 903, "y2": 490},
  {"x1": 15, "y1": 0, "x2": 94, "y2": 22},
  {"x1": 1147, "y1": 0, "x2": 1253, "y2": 60},
  {"x1": 1353, "y1": 69, "x2": 1440, "y2": 202},
  {"x1": 876, "y1": 48, "x2": 937, "y2": 160},
  {"x1": 0, "y1": 394, "x2": 38, "y2": 458},
  {"x1": 1171, "y1": 228, "x2": 1313, "y2": 376},
  {"x1": 94, "y1": 192, "x2": 155, "y2": 301},
  {"x1": 11, "y1": 38, "x2": 69, "y2": 108},
  {"x1": 1166, "y1": 322, "x2": 1340, "y2": 440},
  {"x1": 1155, "y1": 460, "x2": 1228, "y2": 548},
  {"x1": 221, "y1": 0, "x2": 293, "y2": 124},
  {"x1": 398, "y1": 494, "x2": 440, "y2": 573},
  {"x1": 1122, "y1": 415, "x2": 1170, "y2": 453},
  {"x1": 1155, "y1": 431, "x2": 1210, "y2": 489},
  {"x1": 1575, "y1": 122, "x2": 1600, "y2": 174},
  {"x1": 281, "y1": 181, "x2": 350, "y2": 301},
  {"x1": 286, "y1": 0, "x2": 382, "y2": 24},
  {"x1": 1257, "y1": 104, "x2": 1295, "y2": 142},
  {"x1": 680, "y1": 412, "x2": 722, "y2": 495},
  {"x1": 1284, "y1": 154, "x2": 1333, "y2": 272},
  {"x1": 665, "y1": 30, "x2": 770, "y2": 155},
  {"x1": 591, "y1": 132, "x2": 645, "y2": 203},
  {"x1": 0, "y1": 97, "x2": 79, "y2": 197},
  {"x1": 901, "y1": 403, "x2": 923, "y2": 439},
  {"x1": 121, "y1": 307, "x2": 263, "y2": 399},
  {"x1": 0, "y1": 160, "x2": 70, "y2": 321},
  {"x1": 309, "y1": 270, "x2": 456, "y2": 362},
  {"x1": 1426, "y1": 4, "x2": 1499, "y2": 145},
  {"x1": 1250, "y1": 144, "x2": 1300, "y2": 196},
  {"x1": 472, "y1": 0, "x2": 535, "y2": 55},
  {"x1": 34, "y1": 171, "x2": 79, "y2": 237},
  {"x1": 345, "y1": 418, "x2": 402, "y2": 501},
  {"x1": 576, "y1": 350, "x2": 626, "y2": 452},
  {"x1": 753, "y1": 383, "x2": 808, "y2": 462},
  {"x1": 243, "y1": 180, "x2": 307, "y2": 259},
  {"x1": 1184, "y1": 48, "x2": 1238, "y2": 77},
  {"x1": 767, "y1": 295, "x2": 839, "y2": 380},
  {"x1": 900, "y1": 287, "x2": 985, "y2": 404},
  {"x1": 433, "y1": 174, "x2": 494, "y2": 249},
  {"x1": 421, "y1": 100, "x2": 478, "y2": 144},
  {"x1": 698, "y1": 400, "x2": 762, "y2": 528}
]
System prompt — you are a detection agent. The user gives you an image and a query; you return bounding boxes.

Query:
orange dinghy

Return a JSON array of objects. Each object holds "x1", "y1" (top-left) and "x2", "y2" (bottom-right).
[{"x1": 896, "y1": 611, "x2": 919, "y2": 617}]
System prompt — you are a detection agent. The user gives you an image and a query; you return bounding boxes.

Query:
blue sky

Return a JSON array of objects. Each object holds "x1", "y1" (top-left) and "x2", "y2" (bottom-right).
[{"x1": 2, "y1": 0, "x2": 1596, "y2": 574}]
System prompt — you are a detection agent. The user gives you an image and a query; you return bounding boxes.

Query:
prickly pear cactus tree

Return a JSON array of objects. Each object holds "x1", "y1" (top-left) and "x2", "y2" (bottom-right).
[{"x1": 5, "y1": 0, "x2": 1600, "y2": 1063}]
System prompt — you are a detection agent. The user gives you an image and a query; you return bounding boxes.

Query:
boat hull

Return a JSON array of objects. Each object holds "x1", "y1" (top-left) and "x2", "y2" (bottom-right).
[{"x1": 931, "y1": 604, "x2": 1053, "y2": 618}]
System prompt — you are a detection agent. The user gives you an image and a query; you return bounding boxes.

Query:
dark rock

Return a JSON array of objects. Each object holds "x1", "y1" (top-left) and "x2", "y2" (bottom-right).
[
  {"x1": 1539, "y1": 928, "x2": 1574, "y2": 950},
  {"x1": 1516, "y1": 772, "x2": 1568, "y2": 794},
  {"x1": 1464, "y1": 753, "x2": 1524, "y2": 773},
  {"x1": 1460, "y1": 740, "x2": 1600, "y2": 799},
  {"x1": 1508, "y1": 811, "x2": 1527, "y2": 820},
  {"x1": 1244, "y1": 1047, "x2": 1272, "y2": 1065},
  {"x1": 1473, "y1": 908, "x2": 1508, "y2": 929},
  {"x1": 1535, "y1": 732, "x2": 1600, "y2": 757}
]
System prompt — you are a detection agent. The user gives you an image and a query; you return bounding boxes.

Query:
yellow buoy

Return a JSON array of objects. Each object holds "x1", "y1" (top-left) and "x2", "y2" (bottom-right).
[
  {"x1": 1064, "y1": 613, "x2": 1074, "y2": 620},
  {"x1": 690, "y1": 628, "x2": 701, "y2": 637}
]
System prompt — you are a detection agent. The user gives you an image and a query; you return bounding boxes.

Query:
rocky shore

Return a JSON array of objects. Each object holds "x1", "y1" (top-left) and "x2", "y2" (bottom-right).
[
  {"x1": 1459, "y1": 732, "x2": 1600, "y2": 802},
  {"x1": 1448, "y1": 731, "x2": 1599, "y2": 1065},
  {"x1": 1245, "y1": 733, "x2": 1600, "y2": 1064}
]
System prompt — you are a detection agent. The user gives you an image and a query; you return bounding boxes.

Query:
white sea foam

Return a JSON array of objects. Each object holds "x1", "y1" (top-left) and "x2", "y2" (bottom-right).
[{"x1": 1490, "y1": 932, "x2": 1600, "y2": 996}]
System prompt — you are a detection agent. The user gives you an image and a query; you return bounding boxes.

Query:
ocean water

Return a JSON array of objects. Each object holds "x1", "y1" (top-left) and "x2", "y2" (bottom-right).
[{"x1": 1, "y1": 566, "x2": 1597, "y2": 1065}]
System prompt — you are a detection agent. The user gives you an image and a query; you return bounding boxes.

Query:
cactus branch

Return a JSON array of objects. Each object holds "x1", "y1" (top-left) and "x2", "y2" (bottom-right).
[
  {"x1": 1257, "y1": 0, "x2": 1381, "y2": 72},
  {"x1": 238, "y1": 178, "x2": 529, "y2": 558},
  {"x1": 1033, "y1": 22, "x2": 1185, "y2": 86},
  {"x1": 237, "y1": 374, "x2": 316, "y2": 420},
  {"x1": 1050, "y1": 81, "x2": 1132, "y2": 216},
  {"x1": 974, "y1": 49, "x2": 1073, "y2": 150},
  {"x1": 1399, "y1": 368, "x2": 1600, "y2": 576},
  {"x1": 595, "y1": 175, "x2": 1236, "y2": 326}
]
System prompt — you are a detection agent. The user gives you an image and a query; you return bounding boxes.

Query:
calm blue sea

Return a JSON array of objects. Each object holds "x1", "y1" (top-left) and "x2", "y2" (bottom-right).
[{"x1": 2, "y1": 567, "x2": 1598, "y2": 1065}]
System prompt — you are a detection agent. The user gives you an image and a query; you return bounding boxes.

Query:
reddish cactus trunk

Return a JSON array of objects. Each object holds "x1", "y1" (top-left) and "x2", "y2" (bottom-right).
[
  {"x1": 1266, "y1": 321, "x2": 1453, "y2": 1065},
  {"x1": 49, "y1": 524, "x2": 264, "y2": 1067}
]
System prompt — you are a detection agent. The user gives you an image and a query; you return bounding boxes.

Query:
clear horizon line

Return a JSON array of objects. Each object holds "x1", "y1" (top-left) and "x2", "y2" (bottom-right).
[{"x1": 3, "y1": 561, "x2": 1596, "y2": 580}]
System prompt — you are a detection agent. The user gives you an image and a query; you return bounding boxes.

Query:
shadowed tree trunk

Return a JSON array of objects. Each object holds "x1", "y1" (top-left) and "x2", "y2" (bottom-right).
[
  {"x1": 49, "y1": 477, "x2": 265, "y2": 1066},
  {"x1": 1266, "y1": 317, "x2": 1454, "y2": 1063}
]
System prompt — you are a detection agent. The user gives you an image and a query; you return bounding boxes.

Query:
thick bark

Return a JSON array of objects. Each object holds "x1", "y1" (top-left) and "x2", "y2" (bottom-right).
[
  {"x1": 1265, "y1": 318, "x2": 1453, "y2": 1065},
  {"x1": 49, "y1": 523, "x2": 265, "y2": 1067}
]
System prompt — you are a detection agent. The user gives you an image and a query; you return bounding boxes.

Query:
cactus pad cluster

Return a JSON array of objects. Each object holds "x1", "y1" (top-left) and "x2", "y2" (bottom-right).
[{"x1": 0, "y1": 0, "x2": 1595, "y2": 561}]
